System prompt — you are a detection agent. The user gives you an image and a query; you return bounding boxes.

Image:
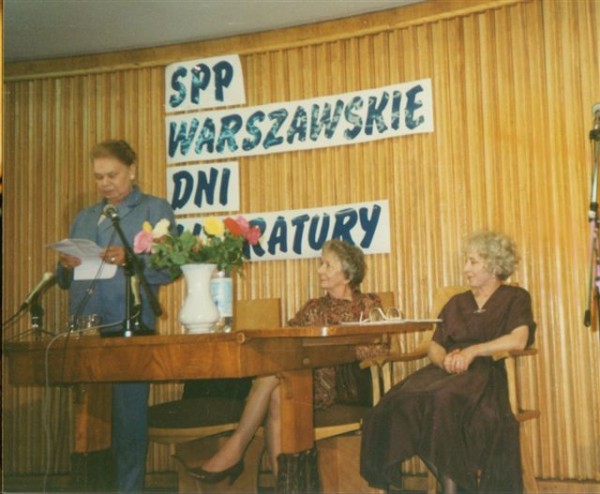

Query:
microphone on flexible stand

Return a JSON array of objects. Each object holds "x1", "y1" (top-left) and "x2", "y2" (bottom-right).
[
  {"x1": 19, "y1": 272, "x2": 56, "y2": 311},
  {"x1": 585, "y1": 103, "x2": 600, "y2": 329},
  {"x1": 19, "y1": 272, "x2": 57, "y2": 337},
  {"x1": 591, "y1": 102, "x2": 600, "y2": 142},
  {"x1": 102, "y1": 203, "x2": 162, "y2": 336},
  {"x1": 103, "y1": 203, "x2": 119, "y2": 220}
]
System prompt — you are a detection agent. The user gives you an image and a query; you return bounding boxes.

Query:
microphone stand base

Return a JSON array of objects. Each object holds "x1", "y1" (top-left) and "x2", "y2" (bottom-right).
[
  {"x1": 99, "y1": 330, "x2": 156, "y2": 338},
  {"x1": 99, "y1": 324, "x2": 155, "y2": 338}
]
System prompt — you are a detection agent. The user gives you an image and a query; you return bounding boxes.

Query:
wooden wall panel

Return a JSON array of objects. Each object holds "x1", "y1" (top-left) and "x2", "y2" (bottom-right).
[{"x1": 3, "y1": 0, "x2": 599, "y2": 483}]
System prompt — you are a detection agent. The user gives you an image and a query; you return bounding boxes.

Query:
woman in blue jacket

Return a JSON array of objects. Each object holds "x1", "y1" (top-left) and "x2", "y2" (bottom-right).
[{"x1": 57, "y1": 139, "x2": 176, "y2": 493}]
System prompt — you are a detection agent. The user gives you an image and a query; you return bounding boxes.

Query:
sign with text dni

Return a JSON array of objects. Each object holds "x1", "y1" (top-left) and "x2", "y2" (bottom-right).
[
  {"x1": 167, "y1": 161, "x2": 240, "y2": 214},
  {"x1": 176, "y1": 200, "x2": 391, "y2": 262}
]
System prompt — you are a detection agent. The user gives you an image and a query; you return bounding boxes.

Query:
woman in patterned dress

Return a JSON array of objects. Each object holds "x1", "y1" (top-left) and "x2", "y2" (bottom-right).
[{"x1": 183, "y1": 239, "x2": 383, "y2": 483}]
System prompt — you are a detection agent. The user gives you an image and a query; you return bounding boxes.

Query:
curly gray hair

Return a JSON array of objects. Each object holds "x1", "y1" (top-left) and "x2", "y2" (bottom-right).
[{"x1": 463, "y1": 230, "x2": 520, "y2": 280}]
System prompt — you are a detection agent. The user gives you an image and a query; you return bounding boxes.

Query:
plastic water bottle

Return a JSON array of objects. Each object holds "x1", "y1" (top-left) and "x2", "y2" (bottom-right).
[{"x1": 210, "y1": 270, "x2": 233, "y2": 332}]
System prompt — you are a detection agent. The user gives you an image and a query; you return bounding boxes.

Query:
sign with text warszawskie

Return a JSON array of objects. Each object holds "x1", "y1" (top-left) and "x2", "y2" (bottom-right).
[{"x1": 166, "y1": 79, "x2": 433, "y2": 163}]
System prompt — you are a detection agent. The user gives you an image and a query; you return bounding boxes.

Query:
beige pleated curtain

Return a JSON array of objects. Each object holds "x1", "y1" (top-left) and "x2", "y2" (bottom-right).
[{"x1": 2, "y1": 0, "x2": 599, "y2": 485}]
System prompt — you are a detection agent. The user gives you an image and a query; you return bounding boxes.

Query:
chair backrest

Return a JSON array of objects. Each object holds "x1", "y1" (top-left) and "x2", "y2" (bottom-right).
[
  {"x1": 233, "y1": 298, "x2": 282, "y2": 331},
  {"x1": 376, "y1": 291, "x2": 396, "y2": 311},
  {"x1": 431, "y1": 285, "x2": 468, "y2": 318}
]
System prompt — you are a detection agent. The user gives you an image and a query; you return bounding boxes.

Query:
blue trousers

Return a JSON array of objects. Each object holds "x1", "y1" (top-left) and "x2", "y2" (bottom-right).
[{"x1": 112, "y1": 382, "x2": 149, "y2": 493}]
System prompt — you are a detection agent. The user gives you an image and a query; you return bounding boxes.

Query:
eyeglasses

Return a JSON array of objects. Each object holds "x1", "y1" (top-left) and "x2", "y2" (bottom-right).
[{"x1": 360, "y1": 307, "x2": 405, "y2": 323}]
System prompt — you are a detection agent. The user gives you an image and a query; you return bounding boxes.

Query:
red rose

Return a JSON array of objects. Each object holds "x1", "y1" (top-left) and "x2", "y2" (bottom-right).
[{"x1": 224, "y1": 217, "x2": 245, "y2": 236}]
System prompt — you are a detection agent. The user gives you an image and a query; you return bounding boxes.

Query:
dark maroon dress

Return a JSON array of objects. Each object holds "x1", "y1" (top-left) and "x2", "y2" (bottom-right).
[{"x1": 360, "y1": 285, "x2": 536, "y2": 493}]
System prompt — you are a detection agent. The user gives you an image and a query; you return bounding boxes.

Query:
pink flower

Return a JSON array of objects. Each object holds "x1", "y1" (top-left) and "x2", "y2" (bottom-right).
[
  {"x1": 134, "y1": 230, "x2": 154, "y2": 253},
  {"x1": 245, "y1": 225, "x2": 261, "y2": 245},
  {"x1": 235, "y1": 216, "x2": 250, "y2": 234}
]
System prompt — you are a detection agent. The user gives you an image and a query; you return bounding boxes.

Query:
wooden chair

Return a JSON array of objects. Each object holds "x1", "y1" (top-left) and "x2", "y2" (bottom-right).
[
  {"x1": 257, "y1": 292, "x2": 399, "y2": 493},
  {"x1": 313, "y1": 291, "x2": 397, "y2": 441},
  {"x1": 363, "y1": 286, "x2": 456, "y2": 409},
  {"x1": 494, "y1": 348, "x2": 540, "y2": 494},
  {"x1": 315, "y1": 292, "x2": 399, "y2": 493},
  {"x1": 147, "y1": 298, "x2": 282, "y2": 492},
  {"x1": 361, "y1": 285, "x2": 540, "y2": 494}
]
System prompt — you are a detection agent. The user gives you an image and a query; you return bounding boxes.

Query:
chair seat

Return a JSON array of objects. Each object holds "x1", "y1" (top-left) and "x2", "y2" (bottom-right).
[
  {"x1": 314, "y1": 403, "x2": 370, "y2": 441},
  {"x1": 515, "y1": 409, "x2": 541, "y2": 422},
  {"x1": 314, "y1": 403, "x2": 370, "y2": 428},
  {"x1": 148, "y1": 397, "x2": 246, "y2": 429}
]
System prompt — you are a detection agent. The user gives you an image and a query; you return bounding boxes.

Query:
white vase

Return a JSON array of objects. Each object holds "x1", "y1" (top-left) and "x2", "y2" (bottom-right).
[{"x1": 179, "y1": 263, "x2": 220, "y2": 333}]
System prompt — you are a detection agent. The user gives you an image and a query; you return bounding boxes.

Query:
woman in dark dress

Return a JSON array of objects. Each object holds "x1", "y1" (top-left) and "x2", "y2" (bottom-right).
[{"x1": 360, "y1": 231, "x2": 536, "y2": 494}]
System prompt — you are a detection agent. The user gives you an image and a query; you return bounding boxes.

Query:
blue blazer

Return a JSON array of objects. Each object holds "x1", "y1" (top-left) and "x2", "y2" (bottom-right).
[{"x1": 57, "y1": 187, "x2": 176, "y2": 334}]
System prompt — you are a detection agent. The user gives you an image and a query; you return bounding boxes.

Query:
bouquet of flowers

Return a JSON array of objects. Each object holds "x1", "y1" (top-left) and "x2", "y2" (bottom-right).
[{"x1": 134, "y1": 216, "x2": 261, "y2": 279}]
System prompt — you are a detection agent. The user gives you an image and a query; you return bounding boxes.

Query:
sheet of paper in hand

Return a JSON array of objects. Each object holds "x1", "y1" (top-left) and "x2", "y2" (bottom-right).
[{"x1": 49, "y1": 238, "x2": 117, "y2": 280}]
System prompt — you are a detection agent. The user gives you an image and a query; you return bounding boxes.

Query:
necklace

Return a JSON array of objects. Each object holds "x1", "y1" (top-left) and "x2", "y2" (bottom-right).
[{"x1": 473, "y1": 282, "x2": 501, "y2": 313}]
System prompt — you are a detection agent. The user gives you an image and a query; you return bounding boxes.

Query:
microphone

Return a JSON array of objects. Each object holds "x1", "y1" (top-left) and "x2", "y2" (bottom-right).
[
  {"x1": 591, "y1": 102, "x2": 600, "y2": 142},
  {"x1": 103, "y1": 204, "x2": 118, "y2": 219},
  {"x1": 20, "y1": 272, "x2": 56, "y2": 310}
]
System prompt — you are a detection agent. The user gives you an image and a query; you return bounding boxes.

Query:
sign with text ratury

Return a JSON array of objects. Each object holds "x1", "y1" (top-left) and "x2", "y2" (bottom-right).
[
  {"x1": 175, "y1": 200, "x2": 391, "y2": 262},
  {"x1": 165, "y1": 78, "x2": 433, "y2": 163}
]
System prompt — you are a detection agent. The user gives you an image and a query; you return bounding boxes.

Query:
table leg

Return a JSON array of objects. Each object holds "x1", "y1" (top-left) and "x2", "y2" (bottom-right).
[
  {"x1": 71, "y1": 383, "x2": 114, "y2": 491},
  {"x1": 276, "y1": 370, "x2": 320, "y2": 493},
  {"x1": 73, "y1": 383, "x2": 112, "y2": 452}
]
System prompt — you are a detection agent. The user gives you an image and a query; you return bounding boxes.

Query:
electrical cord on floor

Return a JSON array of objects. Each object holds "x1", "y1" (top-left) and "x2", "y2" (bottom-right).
[{"x1": 42, "y1": 331, "x2": 70, "y2": 492}]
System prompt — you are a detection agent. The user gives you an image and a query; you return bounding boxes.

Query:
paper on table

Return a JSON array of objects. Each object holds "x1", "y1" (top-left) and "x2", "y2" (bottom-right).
[
  {"x1": 340, "y1": 318, "x2": 442, "y2": 326},
  {"x1": 49, "y1": 238, "x2": 117, "y2": 280}
]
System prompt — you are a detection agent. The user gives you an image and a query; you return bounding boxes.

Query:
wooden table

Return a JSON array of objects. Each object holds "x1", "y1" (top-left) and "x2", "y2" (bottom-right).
[{"x1": 4, "y1": 322, "x2": 432, "y2": 492}]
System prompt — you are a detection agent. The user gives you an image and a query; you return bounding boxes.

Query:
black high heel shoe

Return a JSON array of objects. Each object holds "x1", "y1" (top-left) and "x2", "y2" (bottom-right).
[{"x1": 173, "y1": 455, "x2": 245, "y2": 485}]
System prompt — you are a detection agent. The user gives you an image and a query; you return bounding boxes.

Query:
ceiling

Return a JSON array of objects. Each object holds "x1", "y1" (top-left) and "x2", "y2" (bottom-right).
[{"x1": 4, "y1": 0, "x2": 424, "y2": 64}]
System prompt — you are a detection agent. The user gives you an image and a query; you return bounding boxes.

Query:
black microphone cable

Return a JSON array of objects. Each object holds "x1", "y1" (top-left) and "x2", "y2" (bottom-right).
[
  {"x1": 41, "y1": 331, "x2": 71, "y2": 493},
  {"x1": 67, "y1": 227, "x2": 122, "y2": 333},
  {"x1": 40, "y1": 227, "x2": 125, "y2": 491}
]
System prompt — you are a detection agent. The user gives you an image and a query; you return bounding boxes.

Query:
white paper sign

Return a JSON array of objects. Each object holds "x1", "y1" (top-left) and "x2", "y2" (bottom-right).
[
  {"x1": 166, "y1": 79, "x2": 433, "y2": 163},
  {"x1": 165, "y1": 54, "x2": 246, "y2": 112},
  {"x1": 167, "y1": 161, "x2": 240, "y2": 215},
  {"x1": 176, "y1": 200, "x2": 391, "y2": 262}
]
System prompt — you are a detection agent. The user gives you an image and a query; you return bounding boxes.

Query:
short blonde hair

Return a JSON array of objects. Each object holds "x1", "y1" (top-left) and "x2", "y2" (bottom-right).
[{"x1": 463, "y1": 230, "x2": 519, "y2": 280}]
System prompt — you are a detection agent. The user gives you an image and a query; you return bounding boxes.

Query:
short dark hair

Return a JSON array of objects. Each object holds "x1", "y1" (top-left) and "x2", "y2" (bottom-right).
[
  {"x1": 90, "y1": 140, "x2": 137, "y2": 166},
  {"x1": 322, "y1": 239, "x2": 366, "y2": 288}
]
